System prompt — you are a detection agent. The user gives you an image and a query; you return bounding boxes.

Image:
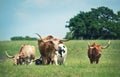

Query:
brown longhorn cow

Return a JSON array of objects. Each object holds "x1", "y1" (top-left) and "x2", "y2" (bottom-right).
[
  {"x1": 36, "y1": 33, "x2": 56, "y2": 65},
  {"x1": 5, "y1": 45, "x2": 36, "y2": 65},
  {"x1": 88, "y1": 40, "x2": 111, "y2": 64},
  {"x1": 36, "y1": 33, "x2": 69, "y2": 65}
]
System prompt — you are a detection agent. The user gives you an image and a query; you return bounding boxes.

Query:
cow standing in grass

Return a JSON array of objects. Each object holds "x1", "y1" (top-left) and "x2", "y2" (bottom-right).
[
  {"x1": 5, "y1": 45, "x2": 36, "y2": 65},
  {"x1": 54, "y1": 44, "x2": 67, "y2": 65},
  {"x1": 36, "y1": 33, "x2": 68, "y2": 65},
  {"x1": 36, "y1": 34, "x2": 56, "y2": 65},
  {"x1": 88, "y1": 40, "x2": 111, "y2": 64}
]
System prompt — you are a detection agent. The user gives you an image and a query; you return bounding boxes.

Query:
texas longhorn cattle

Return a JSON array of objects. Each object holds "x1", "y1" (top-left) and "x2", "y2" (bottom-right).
[
  {"x1": 36, "y1": 33, "x2": 69, "y2": 65},
  {"x1": 88, "y1": 40, "x2": 111, "y2": 64},
  {"x1": 5, "y1": 45, "x2": 36, "y2": 65}
]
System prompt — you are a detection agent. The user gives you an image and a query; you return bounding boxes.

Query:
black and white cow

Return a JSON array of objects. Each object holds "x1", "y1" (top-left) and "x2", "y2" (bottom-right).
[{"x1": 54, "y1": 44, "x2": 67, "y2": 65}]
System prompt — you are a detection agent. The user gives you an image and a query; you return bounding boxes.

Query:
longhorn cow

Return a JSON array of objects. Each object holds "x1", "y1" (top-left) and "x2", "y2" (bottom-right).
[
  {"x1": 88, "y1": 40, "x2": 111, "y2": 64},
  {"x1": 5, "y1": 45, "x2": 36, "y2": 65}
]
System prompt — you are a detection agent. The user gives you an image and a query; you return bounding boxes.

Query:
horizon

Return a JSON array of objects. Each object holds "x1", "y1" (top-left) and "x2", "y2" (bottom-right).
[{"x1": 0, "y1": 0, "x2": 120, "y2": 41}]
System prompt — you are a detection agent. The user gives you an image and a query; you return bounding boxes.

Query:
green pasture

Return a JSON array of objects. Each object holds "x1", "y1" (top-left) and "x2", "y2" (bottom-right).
[{"x1": 0, "y1": 40, "x2": 120, "y2": 77}]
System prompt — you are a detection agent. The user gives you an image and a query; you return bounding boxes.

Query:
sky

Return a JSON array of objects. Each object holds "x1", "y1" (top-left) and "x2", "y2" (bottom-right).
[{"x1": 0, "y1": 0, "x2": 120, "y2": 40}]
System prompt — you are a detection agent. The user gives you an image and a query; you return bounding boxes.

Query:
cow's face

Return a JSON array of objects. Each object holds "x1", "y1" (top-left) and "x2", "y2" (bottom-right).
[
  {"x1": 88, "y1": 40, "x2": 111, "y2": 51},
  {"x1": 88, "y1": 43, "x2": 102, "y2": 55},
  {"x1": 58, "y1": 44, "x2": 67, "y2": 57},
  {"x1": 5, "y1": 51, "x2": 23, "y2": 65},
  {"x1": 12, "y1": 54, "x2": 21, "y2": 65}
]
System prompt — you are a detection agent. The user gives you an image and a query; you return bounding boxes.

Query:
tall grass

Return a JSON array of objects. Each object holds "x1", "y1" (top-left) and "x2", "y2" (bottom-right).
[{"x1": 0, "y1": 40, "x2": 120, "y2": 77}]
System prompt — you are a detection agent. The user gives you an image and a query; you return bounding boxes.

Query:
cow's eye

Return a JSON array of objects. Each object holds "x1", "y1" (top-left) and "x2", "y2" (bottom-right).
[{"x1": 63, "y1": 46, "x2": 65, "y2": 48}]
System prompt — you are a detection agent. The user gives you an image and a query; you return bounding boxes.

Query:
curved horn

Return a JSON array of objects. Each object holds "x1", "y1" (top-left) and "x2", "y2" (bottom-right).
[
  {"x1": 5, "y1": 51, "x2": 14, "y2": 58},
  {"x1": 35, "y1": 33, "x2": 42, "y2": 39},
  {"x1": 88, "y1": 42, "x2": 90, "y2": 46},
  {"x1": 101, "y1": 40, "x2": 111, "y2": 49},
  {"x1": 87, "y1": 41, "x2": 91, "y2": 47}
]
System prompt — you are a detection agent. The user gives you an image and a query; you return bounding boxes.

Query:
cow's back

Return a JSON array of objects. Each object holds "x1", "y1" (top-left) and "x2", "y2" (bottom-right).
[{"x1": 20, "y1": 45, "x2": 36, "y2": 59}]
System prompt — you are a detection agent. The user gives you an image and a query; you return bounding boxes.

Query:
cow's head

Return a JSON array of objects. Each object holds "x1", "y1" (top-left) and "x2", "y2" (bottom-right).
[
  {"x1": 58, "y1": 44, "x2": 67, "y2": 57},
  {"x1": 5, "y1": 51, "x2": 24, "y2": 65},
  {"x1": 88, "y1": 40, "x2": 111, "y2": 52}
]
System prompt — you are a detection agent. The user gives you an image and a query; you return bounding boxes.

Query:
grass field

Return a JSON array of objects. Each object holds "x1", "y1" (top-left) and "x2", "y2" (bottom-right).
[{"x1": 0, "y1": 40, "x2": 120, "y2": 77}]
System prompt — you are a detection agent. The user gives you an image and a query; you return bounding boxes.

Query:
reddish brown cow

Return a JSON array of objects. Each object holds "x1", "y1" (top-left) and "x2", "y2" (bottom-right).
[
  {"x1": 36, "y1": 33, "x2": 69, "y2": 65},
  {"x1": 88, "y1": 40, "x2": 111, "y2": 64},
  {"x1": 36, "y1": 34, "x2": 56, "y2": 65}
]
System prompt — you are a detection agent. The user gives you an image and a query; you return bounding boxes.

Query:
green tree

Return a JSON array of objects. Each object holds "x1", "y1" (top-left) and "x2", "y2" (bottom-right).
[
  {"x1": 11, "y1": 36, "x2": 37, "y2": 41},
  {"x1": 65, "y1": 6, "x2": 120, "y2": 39}
]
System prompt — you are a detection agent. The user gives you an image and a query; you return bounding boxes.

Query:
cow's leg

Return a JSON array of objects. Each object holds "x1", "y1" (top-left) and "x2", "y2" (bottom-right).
[
  {"x1": 61, "y1": 58, "x2": 64, "y2": 65},
  {"x1": 54, "y1": 55, "x2": 58, "y2": 65},
  {"x1": 29, "y1": 61, "x2": 32, "y2": 65},
  {"x1": 63, "y1": 55, "x2": 67, "y2": 64},
  {"x1": 19, "y1": 58, "x2": 24, "y2": 65},
  {"x1": 96, "y1": 58, "x2": 99, "y2": 64},
  {"x1": 25, "y1": 57, "x2": 30, "y2": 65},
  {"x1": 47, "y1": 57, "x2": 51, "y2": 64},
  {"x1": 22, "y1": 58, "x2": 25, "y2": 64},
  {"x1": 42, "y1": 57, "x2": 48, "y2": 65},
  {"x1": 96, "y1": 57, "x2": 100, "y2": 64},
  {"x1": 90, "y1": 58, "x2": 93, "y2": 64},
  {"x1": 88, "y1": 55, "x2": 93, "y2": 64},
  {"x1": 29, "y1": 55, "x2": 35, "y2": 65},
  {"x1": 96, "y1": 54, "x2": 101, "y2": 64},
  {"x1": 29, "y1": 59, "x2": 33, "y2": 65}
]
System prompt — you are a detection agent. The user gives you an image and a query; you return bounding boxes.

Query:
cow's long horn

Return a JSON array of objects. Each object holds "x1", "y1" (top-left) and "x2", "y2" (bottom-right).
[
  {"x1": 35, "y1": 33, "x2": 42, "y2": 39},
  {"x1": 101, "y1": 40, "x2": 111, "y2": 49},
  {"x1": 5, "y1": 51, "x2": 14, "y2": 58},
  {"x1": 35, "y1": 33, "x2": 44, "y2": 42},
  {"x1": 88, "y1": 41, "x2": 91, "y2": 46}
]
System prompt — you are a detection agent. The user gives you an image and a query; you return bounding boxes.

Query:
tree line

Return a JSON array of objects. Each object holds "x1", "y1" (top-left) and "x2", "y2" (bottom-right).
[
  {"x1": 65, "y1": 6, "x2": 120, "y2": 40},
  {"x1": 11, "y1": 36, "x2": 37, "y2": 41}
]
